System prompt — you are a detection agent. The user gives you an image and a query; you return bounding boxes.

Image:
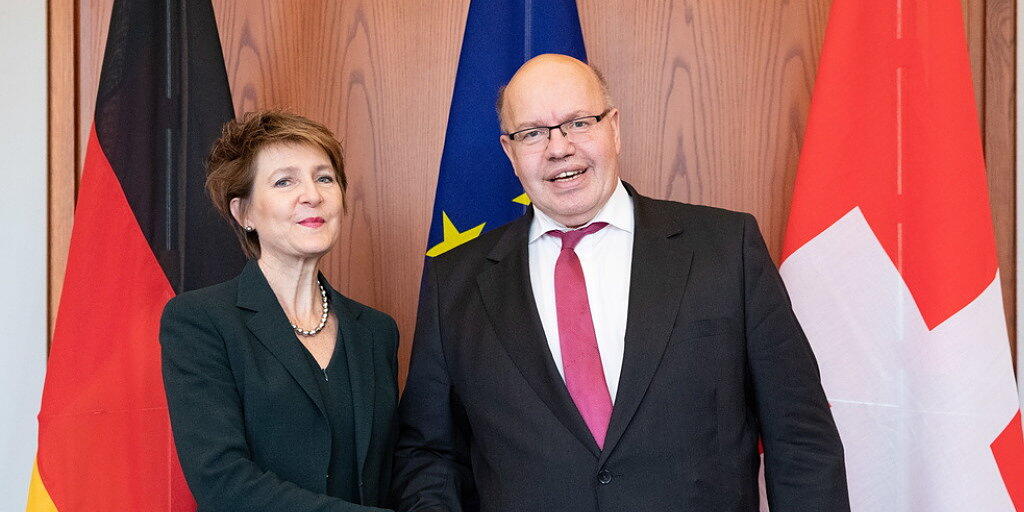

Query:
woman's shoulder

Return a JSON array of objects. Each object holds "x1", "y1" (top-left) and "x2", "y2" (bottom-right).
[
  {"x1": 162, "y1": 276, "x2": 240, "y2": 319},
  {"x1": 332, "y1": 290, "x2": 398, "y2": 334},
  {"x1": 159, "y1": 274, "x2": 252, "y2": 355}
]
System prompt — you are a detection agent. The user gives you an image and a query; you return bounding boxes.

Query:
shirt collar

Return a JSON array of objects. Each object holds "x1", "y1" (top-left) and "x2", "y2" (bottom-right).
[{"x1": 528, "y1": 180, "x2": 635, "y2": 244}]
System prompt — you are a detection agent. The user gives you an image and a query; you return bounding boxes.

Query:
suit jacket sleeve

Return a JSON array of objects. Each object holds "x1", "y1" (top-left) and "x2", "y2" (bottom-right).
[
  {"x1": 160, "y1": 296, "x2": 391, "y2": 512},
  {"x1": 391, "y1": 262, "x2": 476, "y2": 512},
  {"x1": 740, "y1": 213, "x2": 851, "y2": 510}
]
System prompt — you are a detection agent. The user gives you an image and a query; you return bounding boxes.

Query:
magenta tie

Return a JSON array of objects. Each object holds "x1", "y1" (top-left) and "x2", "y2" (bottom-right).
[{"x1": 548, "y1": 222, "x2": 613, "y2": 449}]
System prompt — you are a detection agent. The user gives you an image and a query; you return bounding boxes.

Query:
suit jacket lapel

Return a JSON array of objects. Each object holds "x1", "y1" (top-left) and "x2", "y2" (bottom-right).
[
  {"x1": 331, "y1": 286, "x2": 375, "y2": 482},
  {"x1": 236, "y1": 260, "x2": 326, "y2": 417},
  {"x1": 476, "y1": 214, "x2": 602, "y2": 458},
  {"x1": 599, "y1": 185, "x2": 693, "y2": 465}
]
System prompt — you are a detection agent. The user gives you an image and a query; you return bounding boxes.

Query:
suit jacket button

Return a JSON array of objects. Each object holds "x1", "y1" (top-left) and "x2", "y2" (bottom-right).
[{"x1": 597, "y1": 470, "x2": 613, "y2": 484}]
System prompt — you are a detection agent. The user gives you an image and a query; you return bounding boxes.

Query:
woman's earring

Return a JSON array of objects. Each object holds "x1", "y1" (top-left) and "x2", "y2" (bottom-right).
[{"x1": 243, "y1": 225, "x2": 254, "y2": 232}]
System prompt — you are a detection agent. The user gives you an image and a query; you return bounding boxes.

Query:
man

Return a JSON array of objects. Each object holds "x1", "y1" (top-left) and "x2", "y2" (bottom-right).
[{"x1": 392, "y1": 54, "x2": 849, "y2": 512}]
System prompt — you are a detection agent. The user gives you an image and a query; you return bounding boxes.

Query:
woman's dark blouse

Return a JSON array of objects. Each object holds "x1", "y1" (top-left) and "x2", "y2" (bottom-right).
[{"x1": 300, "y1": 321, "x2": 360, "y2": 501}]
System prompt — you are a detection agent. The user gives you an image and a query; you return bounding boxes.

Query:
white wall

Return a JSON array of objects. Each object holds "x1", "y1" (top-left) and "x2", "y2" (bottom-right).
[{"x1": 0, "y1": 2, "x2": 49, "y2": 510}]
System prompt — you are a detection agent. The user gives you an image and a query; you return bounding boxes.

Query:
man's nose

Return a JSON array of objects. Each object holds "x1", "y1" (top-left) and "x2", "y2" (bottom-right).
[{"x1": 544, "y1": 128, "x2": 575, "y2": 159}]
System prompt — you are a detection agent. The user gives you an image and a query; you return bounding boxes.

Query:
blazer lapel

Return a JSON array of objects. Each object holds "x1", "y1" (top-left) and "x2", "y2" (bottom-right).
[
  {"x1": 599, "y1": 187, "x2": 693, "y2": 466},
  {"x1": 236, "y1": 261, "x2": 326, "y2": 417},
  {"x1": 331, "y1": 286, "x2": 375, "y2": 483},
  {"x1": 476, "y1": 214, "x2": 602, "y2": 458}
]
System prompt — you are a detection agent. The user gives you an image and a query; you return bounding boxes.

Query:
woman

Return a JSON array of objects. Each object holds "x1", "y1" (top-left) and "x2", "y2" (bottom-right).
[{"x1": 160, "y1": 110, "x2": 397, "y2": 512}]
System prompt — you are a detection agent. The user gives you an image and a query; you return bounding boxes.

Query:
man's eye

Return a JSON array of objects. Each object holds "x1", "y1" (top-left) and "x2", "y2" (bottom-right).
[
  {"x1": 521, "y1": 130, "x2": 544, "y2": 141},
  {"x1": 572, "y1": 119, "x2": 593, "y2": 129}
]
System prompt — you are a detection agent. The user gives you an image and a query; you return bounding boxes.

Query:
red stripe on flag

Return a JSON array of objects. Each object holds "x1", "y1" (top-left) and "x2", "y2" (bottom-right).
[
  {"x1": 780, "y1": 0, "x2": 996, "y2": 330},
  {"x1": 992, "y1": 411, "x2": 1024, "y2": 511},
  {"x1": 37, "y1": 127, "x2": 195, "y2": 510}
]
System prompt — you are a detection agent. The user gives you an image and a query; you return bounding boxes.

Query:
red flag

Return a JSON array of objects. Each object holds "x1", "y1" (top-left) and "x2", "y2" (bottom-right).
[
  {"x1": 778, "y1": 0, "x2": 1024, "y2": 509},
  {"x1": 27, "y1": 0, "x2": 241, "y2": 509}
]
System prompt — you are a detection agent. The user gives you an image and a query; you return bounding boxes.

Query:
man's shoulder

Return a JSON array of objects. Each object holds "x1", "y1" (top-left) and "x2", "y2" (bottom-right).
[
  {"x1": 643, "y1": 195, "x2": 747, "y2": 219},
  {"x1": 634, "y1": 192, "x2": 754, "y2": 238}
]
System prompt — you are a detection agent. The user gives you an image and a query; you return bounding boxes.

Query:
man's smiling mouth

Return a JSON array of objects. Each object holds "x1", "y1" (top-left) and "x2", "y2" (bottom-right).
[{"x1": 547, "y1": 168, "x2": 587, "y2": 182}]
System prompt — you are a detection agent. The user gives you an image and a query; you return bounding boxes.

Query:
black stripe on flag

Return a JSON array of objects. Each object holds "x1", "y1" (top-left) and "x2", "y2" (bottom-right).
[{"x1": 94, "y1": 0, "x2": 245, "y2": 292}]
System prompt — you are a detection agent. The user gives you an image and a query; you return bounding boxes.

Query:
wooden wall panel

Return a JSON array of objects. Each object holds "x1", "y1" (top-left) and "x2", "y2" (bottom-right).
[
  {"x1": 213, "y1": 1, "x2": 468, "y2": 382},
  {"x1": 984, "y1": 0, "x2": 1018, "y2": 354},
  {"x1": 577, "y1": 0, "x2": 830, "y2": 258},
  {"x1": 58, "y1": 1, "x2": 1015, "y2": 376},
  {"x1": 48, "y1": 0, "x2": 77, "y2": 339},
  {"x1": 76, "y1": 0, "x2": 113, "y2": 174}
]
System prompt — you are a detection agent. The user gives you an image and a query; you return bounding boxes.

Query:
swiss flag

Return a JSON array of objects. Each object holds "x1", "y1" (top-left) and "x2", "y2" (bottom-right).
[{"x1": 777, "y1": 0, "x2": 1024, "y2": 510}]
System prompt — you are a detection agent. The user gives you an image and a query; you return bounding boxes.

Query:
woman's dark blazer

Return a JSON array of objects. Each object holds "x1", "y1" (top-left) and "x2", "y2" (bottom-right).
[{"x1": 160, "y1": 260, "x2": 398, "y2": 512}]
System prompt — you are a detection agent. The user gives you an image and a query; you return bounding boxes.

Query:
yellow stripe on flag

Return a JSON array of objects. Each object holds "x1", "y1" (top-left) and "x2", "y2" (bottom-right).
[{"x1": 25, "y1": 459, "x2": 57, "y2": 512}]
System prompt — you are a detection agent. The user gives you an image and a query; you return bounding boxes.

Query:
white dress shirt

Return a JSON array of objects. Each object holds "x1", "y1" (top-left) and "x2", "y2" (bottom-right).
[{"x1": 528, "y1": 180, "x2": 634, "y2": 402}]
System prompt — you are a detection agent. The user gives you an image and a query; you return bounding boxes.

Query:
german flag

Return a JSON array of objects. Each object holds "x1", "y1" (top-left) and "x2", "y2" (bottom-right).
[{"x1": 27, "y1": 0, "x2": 243, "y2": 509}]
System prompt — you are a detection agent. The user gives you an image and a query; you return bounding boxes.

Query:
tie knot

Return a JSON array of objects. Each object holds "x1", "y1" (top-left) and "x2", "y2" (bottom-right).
[{"x1": 548, "y1": 222, "x2": 608, "y2": 251}]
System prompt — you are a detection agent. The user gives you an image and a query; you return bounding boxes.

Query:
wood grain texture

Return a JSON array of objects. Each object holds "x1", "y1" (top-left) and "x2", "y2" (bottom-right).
[
  {"x1": 578, "y1": 0, "x2": 830, "y2": 260},
  {"x1": 984, "y1": 0, "x2": 1017, "y2": 354},
  {"x1": 76, "y1": 0, "x2": 112, "y2": 173},
  {"x1": 48, "y1": 0, "x2": 78, "y2": 343},
  {"x1": 965, "y1": 0, "x2": 986, "y2": 125},
  {"x1": 58, "y1": 0, "x2": 1016, "y2": 377},
  {"x1": 212, "y1": 0, "x2": 468, "y2": 384}
]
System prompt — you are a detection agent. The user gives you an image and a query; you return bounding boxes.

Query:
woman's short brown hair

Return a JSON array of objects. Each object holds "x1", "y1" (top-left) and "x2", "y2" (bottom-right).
[{"x1": 206, "y1": 110, "x2": 347, "y2": 259}]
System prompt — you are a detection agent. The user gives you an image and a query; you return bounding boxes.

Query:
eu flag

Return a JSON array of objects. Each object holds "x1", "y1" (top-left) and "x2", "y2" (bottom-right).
[{"x1": 425, "y1": 0, "x2": 587, "y2": 257}]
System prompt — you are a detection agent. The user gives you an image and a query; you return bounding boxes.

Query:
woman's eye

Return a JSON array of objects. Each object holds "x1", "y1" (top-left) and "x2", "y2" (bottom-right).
[
  {"x1": 317, "y1": 175, "x2": 335, "y2": 183},
  {"x1": 274, "y1": 178, "x2": 291, "y2": 187}
]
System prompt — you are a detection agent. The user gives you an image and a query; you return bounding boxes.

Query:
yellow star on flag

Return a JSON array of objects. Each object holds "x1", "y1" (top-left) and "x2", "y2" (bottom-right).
[
  {"x1": 512, "y1": 193, "x2": 531, "y2": 205},
  {"x1": 426, "y1": 212, "x2": 486, "y2": 257}
]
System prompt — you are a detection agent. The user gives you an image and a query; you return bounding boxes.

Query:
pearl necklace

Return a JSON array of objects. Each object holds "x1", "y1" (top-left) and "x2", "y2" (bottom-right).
[{"x1": 292, "y1": 283, "x2": 329, "y2": 336}]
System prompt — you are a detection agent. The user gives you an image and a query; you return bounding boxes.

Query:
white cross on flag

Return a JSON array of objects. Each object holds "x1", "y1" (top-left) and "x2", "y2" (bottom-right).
[{"x1": 776, "y1": 0, "x2": 1024, "y2": 509}]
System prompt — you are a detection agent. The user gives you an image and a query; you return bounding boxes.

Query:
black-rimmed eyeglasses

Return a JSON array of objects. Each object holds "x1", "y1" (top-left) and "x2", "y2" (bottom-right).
[{"x1": 505, "y1": 108, "x2": 613, "y2": 146}]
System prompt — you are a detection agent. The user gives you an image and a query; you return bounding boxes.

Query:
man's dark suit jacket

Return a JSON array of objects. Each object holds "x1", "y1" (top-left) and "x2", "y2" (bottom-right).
[
  {"x1": 392, "y1": 183, "x2": 849, "y2": 512},
  {"x1": 160, "y1": 260, "x2": 399, "y2": 512}
]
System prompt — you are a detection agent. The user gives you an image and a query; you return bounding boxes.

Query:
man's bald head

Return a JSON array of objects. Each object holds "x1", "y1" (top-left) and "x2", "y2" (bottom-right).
[
  {"x1": 496, "y1": 53, "x2": 622, "y2": 228},
  {"x1": 495, "y1": 54, "x2": 612, "y2": 132}
]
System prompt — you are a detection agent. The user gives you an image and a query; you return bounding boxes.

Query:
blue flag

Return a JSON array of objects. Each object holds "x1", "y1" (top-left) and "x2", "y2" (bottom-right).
[{"x1": 425, "y1": 0, "x2": 587, "y2": 257}]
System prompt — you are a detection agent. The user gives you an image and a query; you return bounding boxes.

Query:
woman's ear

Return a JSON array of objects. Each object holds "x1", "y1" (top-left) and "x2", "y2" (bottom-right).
[{"x1": 229, "y1": 197, "x2": 247, "y2": 229}]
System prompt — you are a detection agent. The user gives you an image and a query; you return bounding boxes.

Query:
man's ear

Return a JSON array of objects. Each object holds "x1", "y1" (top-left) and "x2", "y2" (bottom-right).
[
  {"x1": 499, "y1": 134, "x2": 515, "y2": 163},
  {"x1": 609, "y1": 108, "x2": 621, "y2": 154},
  {"x1": 499, "y1": 135, "x2": 526, "y2": 181}
]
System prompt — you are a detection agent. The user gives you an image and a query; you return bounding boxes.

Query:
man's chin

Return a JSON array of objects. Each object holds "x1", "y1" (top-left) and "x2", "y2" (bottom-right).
[{"x1": 540, "y1": 202, "x2": 603, "y2": 228}]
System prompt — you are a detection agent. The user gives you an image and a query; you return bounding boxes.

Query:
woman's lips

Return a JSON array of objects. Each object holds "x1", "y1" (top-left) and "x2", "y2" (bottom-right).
[{"x1": 298, "y1": 217, "x2": 326, "y2": 228}]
